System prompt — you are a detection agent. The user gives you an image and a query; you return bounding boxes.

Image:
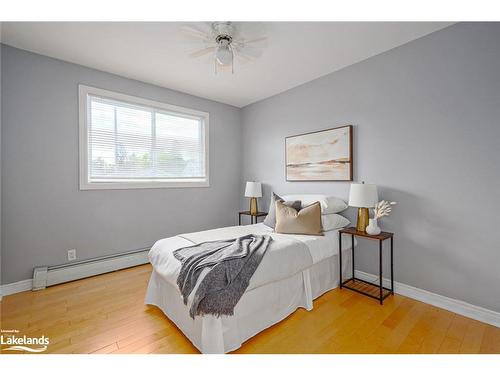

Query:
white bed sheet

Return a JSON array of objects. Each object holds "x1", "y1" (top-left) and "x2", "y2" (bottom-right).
[
  {"x1": 148, "y1": 223, "x2": 352, "y2": 291},
  {"x1": 145, "y1": 223, "x2": 355, "y2": 353}
]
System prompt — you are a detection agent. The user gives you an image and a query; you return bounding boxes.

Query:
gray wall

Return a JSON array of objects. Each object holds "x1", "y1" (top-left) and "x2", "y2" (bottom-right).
[
  {"x1": 241, "y1": 23, "x2": 500, "y2": 312},
  {"x1": 1, "y1": 45, "x2": 242, "y2": 284}
]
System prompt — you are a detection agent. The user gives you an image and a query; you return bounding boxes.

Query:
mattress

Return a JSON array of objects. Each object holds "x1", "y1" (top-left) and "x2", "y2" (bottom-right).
[{"x1": 145, "y1": 223, "x2": 355, "y2": 353}]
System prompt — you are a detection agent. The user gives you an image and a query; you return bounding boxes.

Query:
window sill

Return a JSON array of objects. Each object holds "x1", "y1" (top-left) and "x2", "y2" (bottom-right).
[{"x1": 79, "y1": 179, "x2": 210, "y2": 190}]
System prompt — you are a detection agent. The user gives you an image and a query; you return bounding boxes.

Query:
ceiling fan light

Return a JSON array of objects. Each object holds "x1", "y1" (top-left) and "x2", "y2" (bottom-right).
[{"x1": 215, "y1": 46, "x2": 233, "y2": 66}]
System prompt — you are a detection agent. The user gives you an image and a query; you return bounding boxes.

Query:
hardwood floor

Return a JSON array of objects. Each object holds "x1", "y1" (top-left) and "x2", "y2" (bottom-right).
[{"x1": 1, "y1": 264, "x2": 499, "y2": 354}]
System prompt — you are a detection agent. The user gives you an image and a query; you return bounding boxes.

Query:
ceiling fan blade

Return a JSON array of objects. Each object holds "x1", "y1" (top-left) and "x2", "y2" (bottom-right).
[
  {"x1": 241, "y1": 36, "x2": 268, "y2": 44},
  {"x1": 189, "y1": 46, "x2": 216, "y2": 58},
  {"x1": 232, "y1": 44, "x2": 262, "y2": 59},
  {"x1": 232, "y1": 36, "x2": 267, "y2": 48},
  {"x1": 180, "y1": 25, "x2": 212, "y2": 42}
]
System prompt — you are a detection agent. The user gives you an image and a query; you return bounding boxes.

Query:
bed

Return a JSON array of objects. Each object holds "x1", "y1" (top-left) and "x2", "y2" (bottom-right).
[{"x1": 145, "y1": 222, "x2": 354, "y2": 353}]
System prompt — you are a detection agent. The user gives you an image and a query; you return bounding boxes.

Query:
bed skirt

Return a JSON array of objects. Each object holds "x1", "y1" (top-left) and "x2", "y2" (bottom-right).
[{"x1": 145, "y1": 251, "x2": 350, "y2": 353}]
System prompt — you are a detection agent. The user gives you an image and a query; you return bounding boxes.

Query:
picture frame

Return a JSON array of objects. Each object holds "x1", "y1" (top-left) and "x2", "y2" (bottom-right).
[{"x1": 285, "y1": 125, "x2": 353, "y2": 181}]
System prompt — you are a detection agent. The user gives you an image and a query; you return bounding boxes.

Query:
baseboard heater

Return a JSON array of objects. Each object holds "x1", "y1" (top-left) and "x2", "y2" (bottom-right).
[{"x1": 32, "y1": 247, "x2": 151, "y2": 291}]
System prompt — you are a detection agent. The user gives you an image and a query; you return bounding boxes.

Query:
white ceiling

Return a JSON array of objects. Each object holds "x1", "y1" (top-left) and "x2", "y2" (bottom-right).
[{"x1": 1, "y1": 22, "x2": 452, "y2": 107}]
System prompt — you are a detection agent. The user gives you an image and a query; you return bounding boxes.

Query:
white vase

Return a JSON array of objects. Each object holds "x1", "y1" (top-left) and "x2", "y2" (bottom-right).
[{"x1": 366, "y1": 218, "x2": 381, "y2": 235}]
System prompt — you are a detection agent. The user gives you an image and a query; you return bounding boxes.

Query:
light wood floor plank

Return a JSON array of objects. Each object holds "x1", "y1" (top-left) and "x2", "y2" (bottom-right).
[
  {"x1": 459, "y1": 320, "x2": 487, "y2": 353},
  {"x1": 479, "y1": 325, "x2": 500, "y2": 353},
  {"x1": 1, "y1": 264, "x2": 498, "y2": 354}
]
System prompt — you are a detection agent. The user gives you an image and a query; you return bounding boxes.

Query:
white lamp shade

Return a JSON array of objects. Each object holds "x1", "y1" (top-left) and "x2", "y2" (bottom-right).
[
  {"x1": 348, "y1": 183, "x2": 378, "y2": 208},
  {"x1": 245, "y1": 181, "x2": 262, "y2": 198}
]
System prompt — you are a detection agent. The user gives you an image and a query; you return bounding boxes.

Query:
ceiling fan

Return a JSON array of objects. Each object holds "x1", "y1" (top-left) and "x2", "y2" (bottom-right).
[{"x1": 180, "y1": 22, "x2": 267, "y2": 74}]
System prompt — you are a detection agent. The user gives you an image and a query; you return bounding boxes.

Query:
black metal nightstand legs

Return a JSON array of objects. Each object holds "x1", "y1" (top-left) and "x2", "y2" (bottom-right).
[
  {"x1": 339, "y1": 233, "x2": 342, "y2": 289},
  {"x1": 351, "y1": 234, "x2": 355, "y2": 280},
  {"x1": 391, "y1": 237, "x2": 394, "y2": 295},
  {"x1": 379, "y1": 239, "x2": 383, "y2": 305}
]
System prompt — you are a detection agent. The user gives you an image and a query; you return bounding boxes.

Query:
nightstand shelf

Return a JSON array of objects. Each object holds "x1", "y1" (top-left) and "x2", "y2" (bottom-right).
[
  {"x1": 341, "y1": 278, "x2": 393, "y2": 301},
  {"x1": 339, "y1": 226, "x2": 394, "y2": 305}
]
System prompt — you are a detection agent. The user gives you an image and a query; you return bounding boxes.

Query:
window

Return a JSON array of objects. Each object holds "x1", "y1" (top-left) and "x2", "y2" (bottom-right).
[{"x1": 79, "y1": 85, "x2": 209, "y2": 189}]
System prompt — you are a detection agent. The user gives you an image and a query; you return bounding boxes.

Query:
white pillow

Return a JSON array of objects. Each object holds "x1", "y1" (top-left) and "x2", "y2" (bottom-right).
[
  {"x1": 322, "y1": 214, "x2": 351, "y2": 232},
  {"x1": 282, "y1": 194, "x2": 348, "y2": 214}
]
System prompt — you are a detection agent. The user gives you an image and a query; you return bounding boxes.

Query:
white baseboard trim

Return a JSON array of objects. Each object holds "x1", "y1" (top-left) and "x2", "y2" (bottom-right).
[
  {"x1": 2, "y1": 248, "x2": 150, "y2": 298},
  {"x1": 33, "y1": 250, "x2": 149, "y2": 290},
  {"x1": 354, "y1": 270, "x2": 500, "y2": 328},
  {"x1": 0, "y1": 279, "x2": 33, "y2": 298}
]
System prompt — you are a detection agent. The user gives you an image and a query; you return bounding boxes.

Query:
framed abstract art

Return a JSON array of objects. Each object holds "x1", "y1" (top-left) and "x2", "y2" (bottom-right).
[{"x1": 285, "y1": 125, "x2": 353, "y2": 181}]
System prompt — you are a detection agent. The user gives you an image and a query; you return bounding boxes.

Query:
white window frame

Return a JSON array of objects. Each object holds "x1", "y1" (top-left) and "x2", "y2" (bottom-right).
[{"x1": 79, "y1": 85, "x2": 209, "y2": 190}]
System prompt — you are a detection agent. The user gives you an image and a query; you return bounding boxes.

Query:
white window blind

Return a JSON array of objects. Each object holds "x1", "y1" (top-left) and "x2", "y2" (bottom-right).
[{"x1": 79, "y1": 86, "x2": 209, "y2": 189}]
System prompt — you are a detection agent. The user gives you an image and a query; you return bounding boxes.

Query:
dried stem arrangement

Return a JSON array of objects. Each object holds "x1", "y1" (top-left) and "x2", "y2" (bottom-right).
[{"x1": 373, "y1": 200, "x2": 397, "y2": 219}]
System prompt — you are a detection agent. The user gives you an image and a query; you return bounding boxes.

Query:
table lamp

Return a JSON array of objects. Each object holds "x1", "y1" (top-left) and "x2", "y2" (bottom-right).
[
  {"x1": 348, "y1": 182, "x2": 378, "y2": 232},
  {"x1": 245, "y1": 181, "x2": 262, "y2": 215}
]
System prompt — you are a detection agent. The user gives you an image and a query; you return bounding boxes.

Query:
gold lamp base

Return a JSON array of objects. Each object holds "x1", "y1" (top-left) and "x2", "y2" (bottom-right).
[
  {"x1": 356, "y1": 207, "x2": 369, "y2": 232},
  {"x1": 249, "y1": 197, "x2": 258, "y2": 215}
]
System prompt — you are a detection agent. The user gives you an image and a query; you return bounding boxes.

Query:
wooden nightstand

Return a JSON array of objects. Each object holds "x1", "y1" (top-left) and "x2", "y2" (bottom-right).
[
  {"x1": 238, "y1": 211, "x2": 268, "y2": 225},
  {"x1": 339, "y1": 227, "x2": 394, "y2": 305}
]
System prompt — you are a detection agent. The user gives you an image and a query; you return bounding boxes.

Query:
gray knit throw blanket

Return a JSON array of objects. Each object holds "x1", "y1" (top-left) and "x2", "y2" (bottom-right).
[{"x1": 173, "y1": 234, "x2": 272, "y2": 318}]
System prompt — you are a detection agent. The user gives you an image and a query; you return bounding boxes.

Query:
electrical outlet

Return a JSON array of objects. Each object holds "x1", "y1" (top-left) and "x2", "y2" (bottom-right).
[{"x1": 67, "y1": 249, "x2": 77, "y2": 261}]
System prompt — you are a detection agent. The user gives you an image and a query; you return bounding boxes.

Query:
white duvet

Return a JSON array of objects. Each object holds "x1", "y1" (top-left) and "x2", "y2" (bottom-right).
[{"x1": 148, "y1": 223, "x2": 354, "y2": 294}]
